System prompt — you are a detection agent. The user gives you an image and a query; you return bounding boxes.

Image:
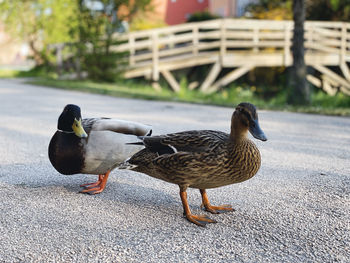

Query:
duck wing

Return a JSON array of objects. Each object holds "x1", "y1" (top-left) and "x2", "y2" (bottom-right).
[
  {"x1": 83, "y1": 118, "x2": 152, "y2": 136},
  {"x1": 141, "y1": 130, "x2": 228, "y2": 155}
]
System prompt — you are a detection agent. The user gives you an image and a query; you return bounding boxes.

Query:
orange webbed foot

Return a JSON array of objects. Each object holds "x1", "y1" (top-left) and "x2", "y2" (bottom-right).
[
  {"x1": 200, "y1": 189, "x2": 235, "y2": 214},
  {"x1": 79, "y1": 187, "x2": 105, "y2": 195},
  {"x1": 185, "y1": 213, "x2": 217, "y2": 227},
  {"x1": 180, "y1": 189, "x2": 217, "y2": 227},
  {"x1": 79, "y1": 171, "x2": 110, "y2": 195},
  {"x1": 79, "y1": 181, "x2": 100, "y2": 188},
  {"x1": 201, "y1": 204, "x2": 234, "y2": 214}
]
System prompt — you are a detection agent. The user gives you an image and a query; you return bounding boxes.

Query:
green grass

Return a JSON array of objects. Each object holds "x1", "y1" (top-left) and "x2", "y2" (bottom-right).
[
  {"x1": 0, "y1": 67, "x2": 56, "y2": 78},
  {"x1": 0, "y1": 69, "x2": 21, "y2": 78},
  {"x1": 1, "y1": 69, "x2": 350, "y2": 116},
  {"x1": 27, "y1": 78, "x2": 266, "y2": 106},
  {"x1": 25, "y1": 77, "x2": 350, "y2": 116}
]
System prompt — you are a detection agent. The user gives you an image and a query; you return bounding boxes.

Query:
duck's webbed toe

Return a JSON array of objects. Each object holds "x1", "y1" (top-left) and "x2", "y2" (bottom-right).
[
  {"x1": 201, "y1": 204, "x2": 234, "y2": 214},
  {"x1": 184, "y1": 213, "x2": 217, "y2": 227},
  {"x1": 79, "y1": 171, "x2": 110, "y2": 195},
  {"x1": 200, "y1": 189, "x2": 235, "y2": 214}
]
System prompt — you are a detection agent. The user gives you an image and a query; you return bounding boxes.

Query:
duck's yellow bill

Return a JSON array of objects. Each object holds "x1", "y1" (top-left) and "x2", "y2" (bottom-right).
[{"x1": 72, "y1": 118, "x2": 88, "y2": 138}]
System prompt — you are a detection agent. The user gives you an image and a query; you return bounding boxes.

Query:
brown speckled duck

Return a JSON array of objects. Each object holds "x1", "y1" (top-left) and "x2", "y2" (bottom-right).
[
  {"x1": 119, "y1": 102, "x2": 267, "y2": 226},
  {"x1": 48, "y1": 104, "x2": 151, "y2": 194}
]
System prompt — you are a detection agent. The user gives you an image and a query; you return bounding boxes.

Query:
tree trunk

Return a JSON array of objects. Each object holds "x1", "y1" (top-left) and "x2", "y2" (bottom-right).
[
  {"x1": 288, "y1": 0, "x2": 310, "y2": 105},
  {"x1": 28, "y1": 39, "x2": 44, "y2": 65}
]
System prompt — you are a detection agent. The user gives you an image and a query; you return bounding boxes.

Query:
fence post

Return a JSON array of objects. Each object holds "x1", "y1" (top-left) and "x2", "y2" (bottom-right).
[
  {"x1": 340, "y1": 23, "x2": 347, "y2": 64},
  {"x1": 152, "y1": 31, "x2": 159, "y2": 82},
  {"x1": 129, "y1": 34, "x2": 135, "y2": 66},
  {"x1": 56, "y1": 43, "x2": 64, "y2": 76},
  {"x1": 220, "y1": 19, "x2": 226, "y2": 66},
  {"x1": 340, "y1": 22, "x2": 350, "y2": 81},
  {"x1": 253, "y1": 27, "x2": 259, "y2": 53},
  {"x1": 193, "y1": 25, "x2": 199, "y2": 56},
  {"x1": 284, "y1": 22, "x2": 292, "y2": 66}
]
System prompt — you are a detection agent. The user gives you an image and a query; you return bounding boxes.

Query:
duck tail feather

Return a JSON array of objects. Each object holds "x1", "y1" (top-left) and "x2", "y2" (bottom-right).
[
  {"x1": 118, "y1": 158, "x2": 138, "y2": 170},
  {"x1": 126, "y1": 141, "x2": 144, "y2": 146},
  {"x1": 146, "y1": 129, "x2": 152, "y2": 136}
]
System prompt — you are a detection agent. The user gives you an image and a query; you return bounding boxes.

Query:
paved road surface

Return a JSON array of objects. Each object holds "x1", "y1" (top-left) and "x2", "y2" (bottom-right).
[{"x1": 0, "y1": 79, "x2": 349, "y2": 262}]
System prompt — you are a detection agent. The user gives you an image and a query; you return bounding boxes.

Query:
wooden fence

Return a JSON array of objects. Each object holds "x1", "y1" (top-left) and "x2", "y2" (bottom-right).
[{"x1": 111, "y1": 19, "x2": 350, "y2": 95}]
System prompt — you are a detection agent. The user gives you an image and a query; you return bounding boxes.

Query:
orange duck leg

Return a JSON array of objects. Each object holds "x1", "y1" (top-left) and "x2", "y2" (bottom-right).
[
  {"x1": 79, "y1": 171, "x2": 110, "y2": 195},
  {"x1": 180, "y1": 190, "x2": 217, "y2": 227},
  {"x1": 200, "y1": 189, "x2": 234, "y2": 214}
]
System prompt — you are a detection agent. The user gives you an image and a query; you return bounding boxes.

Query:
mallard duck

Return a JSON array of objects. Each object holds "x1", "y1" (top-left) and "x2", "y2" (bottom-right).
[
  {"x1": 119, "y1": 102, "x2": 267, "y2": 226},
  {"x1": 48, "y1": 104, "x2": 152, "y2": 194}
]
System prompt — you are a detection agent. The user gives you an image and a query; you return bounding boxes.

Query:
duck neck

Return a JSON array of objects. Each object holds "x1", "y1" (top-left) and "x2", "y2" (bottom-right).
[{"x1": 230, "y1": 116, "x2": 248, "y2": 144}]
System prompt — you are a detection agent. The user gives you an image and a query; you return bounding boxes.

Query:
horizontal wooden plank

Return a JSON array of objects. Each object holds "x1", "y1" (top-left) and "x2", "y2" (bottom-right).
[
  {"x1": 306, "y1": 43, "x2": 340, "y2": 53},
  {"x1": 225, "y1": 40, "x2": 286, "y2": 48},
  {"x1": 130, "y1": 53, "x2": 153, "y2": 62},
  {"x1": 113, "y1": 39, "x2": 153, "y2": 51},
  {"x1": 198, "y1": 31, "x2": 221, "y2": 39},
  {"x1": 158, "y1": 33, "x2": 194, "y2": 45},
  {"x1": 310, "y1": 27, "x2": 342, "y2": 38},
  {"x1": 306, "y1": 21, "x2": 344, "y2": 28},
  {"x1": 197, "y1": 41, "x2": 221, "y2": 50},
  {"x1": 312, "y1": 38, "x2": 341, "y2": 47},
  {"x1": 158, "y1": 46, "x2": 194, "y2": 58},
  {"x1": 225, "y1": 21, "x2": 292, "y2": 30},
  {"x1": 305, "y1": 53, "x2": 340, "y2": 65},
  {"x1": 124, "y1": 51, "x2": 342, "y2": 78}
]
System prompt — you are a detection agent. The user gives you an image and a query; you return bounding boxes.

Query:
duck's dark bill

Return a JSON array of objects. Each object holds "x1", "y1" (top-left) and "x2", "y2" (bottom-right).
[
  {"x1": 249, "y1": 119, "x2": 267, "y2": 141},
  {"x1": 72, "y1": 118, "x2": 88, "y2": 138}
]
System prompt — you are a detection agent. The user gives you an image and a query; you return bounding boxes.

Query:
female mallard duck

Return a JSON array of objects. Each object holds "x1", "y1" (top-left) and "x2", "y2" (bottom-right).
[
  {"x1": 120, "y1": 102, "x2": 267, "y2": 226},
  {"x1": 48, "y1": 104, "x2": 152, "y2": 195}
]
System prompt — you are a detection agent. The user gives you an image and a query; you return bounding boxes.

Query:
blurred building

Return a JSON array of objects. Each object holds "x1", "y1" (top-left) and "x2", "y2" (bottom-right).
[
  {"x1": 149, "y1": 0, "x2": 257, "y2": 25},
  {"x1": 0, "y1": 23, "x2": 32, "y2": 68},
  {"x1": 210, "y1": 0, "x2": 257, "y2": 17}
]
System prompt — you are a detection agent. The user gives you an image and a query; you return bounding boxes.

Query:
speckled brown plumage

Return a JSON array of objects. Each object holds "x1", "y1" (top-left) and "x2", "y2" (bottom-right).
[
  {"x1": 121, "y1": 102, "x2": 267, "y2": 226},
  {"x1": 130, "y1": 130, "x2": 261, "y2": 190}
]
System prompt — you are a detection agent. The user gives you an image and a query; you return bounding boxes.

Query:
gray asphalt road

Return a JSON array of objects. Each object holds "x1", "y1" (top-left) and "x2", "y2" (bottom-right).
[{"x1": 0, "y1": 78, "x2": 349, "y2": 263}]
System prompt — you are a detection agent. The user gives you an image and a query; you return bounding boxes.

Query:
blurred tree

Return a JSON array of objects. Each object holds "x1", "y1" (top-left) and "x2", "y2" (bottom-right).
[
  {"x1": 288, "y1": 0, "x2": 310, "y2": 105},
  {"x1": 246, "y1": 0, "x2": 293, "y2": 20},
  {"x1": 244, "y1": 0, "x2": 293, "y2": 97},
  {"x1": 247, "y1": 0, "x2": 350, "y2": 21},
  {"x1": 129, "y1": 14, "x2": 166, "y2": 31},
  {"x1": 0, "y1": 0, "x2": 152, "y2": 80},
  {"x1": 0, "y1": 0, "x2": 79, "y2": 65},
  {"x1": 75, "y1": 0, "x2": 152, "y2": 81},
  {"x1": 186, "y1": 11, "x2": 220, "y2": 22},
  {"x1": 306, "y1": 0, "x2": 350, "y2": 21}
]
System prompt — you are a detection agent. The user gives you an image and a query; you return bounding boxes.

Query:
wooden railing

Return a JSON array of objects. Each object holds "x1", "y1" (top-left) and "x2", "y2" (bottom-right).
[
  {"x1": 108, "y1": 19, "x2": 350, "y2": 94},
  {"x1": 51, "y1": 19, "x2": 350, "y2": 94}
]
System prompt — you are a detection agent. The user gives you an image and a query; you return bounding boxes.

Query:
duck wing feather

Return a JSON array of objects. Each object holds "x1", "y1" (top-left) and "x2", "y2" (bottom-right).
[
  {"x1": 83, "y1": 118, "x2": 152, "y2": 136},
  {"x1": 141, "y1": 130, "x2": 229, "y2": 155}
]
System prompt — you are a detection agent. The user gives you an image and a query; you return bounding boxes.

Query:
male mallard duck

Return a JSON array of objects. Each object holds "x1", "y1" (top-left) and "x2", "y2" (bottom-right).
[
  {"x1": 48, "y1": 104, "x2": 152, "y2": 194},
  {"x1": 120, "y1": 102, "x2": 267, "y2": 226}
]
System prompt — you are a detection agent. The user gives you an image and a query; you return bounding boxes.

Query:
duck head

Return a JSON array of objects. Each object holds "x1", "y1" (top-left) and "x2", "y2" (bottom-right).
[
  {"x1": 230, "y1": 102, "x2": 267, "y2": 142},
  {"x1": 57, "y1": 104, "x2": 88, "y2": 138}
]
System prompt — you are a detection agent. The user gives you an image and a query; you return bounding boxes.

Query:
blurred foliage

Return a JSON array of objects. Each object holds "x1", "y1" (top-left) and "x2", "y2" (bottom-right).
[
  {"x1": 186, "y1": 10, "x2": 221, "y2": 22},
  {"x1": 0, "y1": 0, "x2": 152, "y2": 81},
  {"x1": 129, "y1": 13, "x2": 167, "y2": 31},
  {"x1": 246, "y1": 0, "x2": 293, "y2": 20},
  {"x1": 246, "y1": 0, "x2": 350, "y2": 21},
  {"x1": 24, "y1": 76, "x2": 350, "y2": 116},
  {"x1": 306, "y1": 0, "x2": 350, "y2": 21},
  {"x1": 65, "y1": 0, "x2": 151, "y2": 81},
  {"x1": 244, "y1": 0, "x2": 292, "y2": 102},
  {"x1": 0, "y1": 0, "x2": 79, "y2": 64}
]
